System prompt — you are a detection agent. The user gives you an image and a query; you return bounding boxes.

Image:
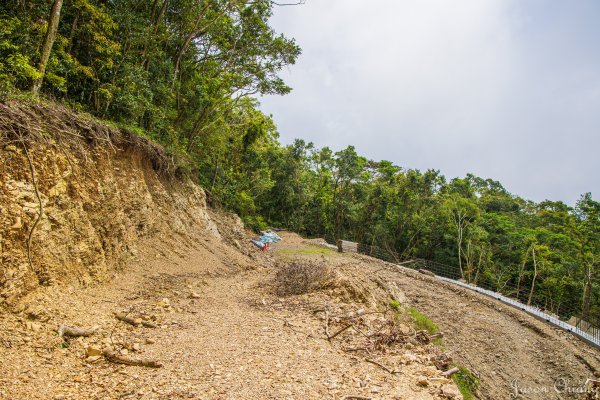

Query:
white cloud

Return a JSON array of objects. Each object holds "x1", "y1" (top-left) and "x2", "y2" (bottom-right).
[{"x1": 261, "y1": 0, "x2": 600, "y2": 204}]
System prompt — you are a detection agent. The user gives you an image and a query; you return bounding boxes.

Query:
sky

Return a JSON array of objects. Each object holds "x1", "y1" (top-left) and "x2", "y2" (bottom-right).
[{"x1": 259, "y1": 0, "x2": 600, "y2": 205}]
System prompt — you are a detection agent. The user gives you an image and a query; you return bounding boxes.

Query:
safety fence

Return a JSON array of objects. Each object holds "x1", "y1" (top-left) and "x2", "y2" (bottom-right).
[{"x1": 332, "y1": 239, "x2": 600, "y2": 349}]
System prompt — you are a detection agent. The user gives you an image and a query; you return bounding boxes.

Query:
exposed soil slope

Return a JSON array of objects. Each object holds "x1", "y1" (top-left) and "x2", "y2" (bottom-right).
[
  {"x1": 276, "y1": 234, "x2": 600, "y2": 399},
  {"x1": 0, "y1": 101, "x2": 222, "y2": 306}
]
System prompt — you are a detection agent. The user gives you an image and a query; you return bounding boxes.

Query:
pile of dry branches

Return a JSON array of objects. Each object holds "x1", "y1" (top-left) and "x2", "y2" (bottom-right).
[{"x1": 274, "y1": 259, "x2": 334, "y2": 296}]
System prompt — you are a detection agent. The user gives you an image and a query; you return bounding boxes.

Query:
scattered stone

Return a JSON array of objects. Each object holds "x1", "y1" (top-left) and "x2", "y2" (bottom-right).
[
  {"x1": 157, "y1": 298, "x2": 170, "y2": 308},
  {"x1": 26, "y1": 321, "x2": 42, "y2": 332},
  {"x1": 86, "y1": 346, "x2": 103, "y2": 357},
  {"x1": 145, "y1": 338, "x2": 156, "y2": 345},
  {"x1": 417, "y1": 377, "x2": 429, "y2": 387},
  {"x1": 440, "y1": 384, "x2": 461, "y2": 399}
]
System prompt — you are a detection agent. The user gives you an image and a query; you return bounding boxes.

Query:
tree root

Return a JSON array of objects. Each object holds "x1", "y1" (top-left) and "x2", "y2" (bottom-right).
[{"x1": 23, "y1": 143, "x2": 43, "y2": 277}]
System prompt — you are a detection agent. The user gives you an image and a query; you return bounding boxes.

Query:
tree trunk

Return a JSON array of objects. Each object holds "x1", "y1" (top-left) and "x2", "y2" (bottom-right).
[
  {"x1": 143, "y1": 0, "x2": 169, "y2": 71},
  {"x1": 32, "y1": 0, "x2": 64, "y2": 95},
  {"x1": 66, "y1": 9, "x2": 80, "y2": 54},
  {"x1": 581, "y1": 260, "x2": 594, "y2": 322},
  {"x1": 456, "y1": 213, "x2": 465, "y2": 280},
  {"x1": 527, "y1": 246, "x2": 538, "y2": 306},
  {"x1": 515, "y1": 245, "x2": 530, "y2": 301}
]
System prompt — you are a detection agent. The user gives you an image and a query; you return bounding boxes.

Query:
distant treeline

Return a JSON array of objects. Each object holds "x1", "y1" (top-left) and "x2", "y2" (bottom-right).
[{"x1": 1, "y1": 0, "x2": 597, "y2": 323}]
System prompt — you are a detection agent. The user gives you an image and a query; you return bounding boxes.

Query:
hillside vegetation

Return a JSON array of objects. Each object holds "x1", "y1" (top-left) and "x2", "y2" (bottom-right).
[{"x1": 1, "y1": 0, "x2": 598, "y2": 333}]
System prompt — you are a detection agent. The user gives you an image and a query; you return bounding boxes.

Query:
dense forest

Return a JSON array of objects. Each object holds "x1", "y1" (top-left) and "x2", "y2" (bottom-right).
[{"x1": 1, "y1": 0, "x2": 598, "y2": 328}]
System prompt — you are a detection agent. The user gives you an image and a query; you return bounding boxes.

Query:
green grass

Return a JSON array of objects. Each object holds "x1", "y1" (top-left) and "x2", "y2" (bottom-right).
[
  {"x1": 406, "y1": 306, "x2": 440, "y2": 334},
  {"x1": 276, "y1": 246, "x2": 335, "y2": 256},
  {"x1": 452, "y1": 366, "x2": 479, "y2": 400}
]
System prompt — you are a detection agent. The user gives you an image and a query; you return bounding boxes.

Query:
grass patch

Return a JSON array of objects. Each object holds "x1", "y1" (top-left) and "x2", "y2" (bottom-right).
[
  {"x1": 276, "y1": 246, "x2": 335, "y2": 256},
  {"x1": 406, "y1": 306, "x2": 439, "y2": 334},
  {"x1": 452, "y1": 366, "x2": 479, "y2": 400},
  {"x1": 404, "y1": 306, "x2": 444, "y2": 346}
]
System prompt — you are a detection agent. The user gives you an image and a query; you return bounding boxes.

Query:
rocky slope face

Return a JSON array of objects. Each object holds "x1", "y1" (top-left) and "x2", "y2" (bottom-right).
[{"x1": 0, "y1": 101, "x2": 225, "y2": 309}]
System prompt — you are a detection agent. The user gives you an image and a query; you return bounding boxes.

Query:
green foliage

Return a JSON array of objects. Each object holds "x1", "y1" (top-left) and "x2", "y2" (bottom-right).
[
  {"x1": 388, "y1": 299, "x2": 401, "y2": 311},
  {"x1": 452, "y1": 366, "x2": 479, "y2": 400}
]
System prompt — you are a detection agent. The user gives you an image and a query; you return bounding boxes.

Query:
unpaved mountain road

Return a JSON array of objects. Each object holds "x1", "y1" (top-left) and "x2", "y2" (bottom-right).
[
  {"x1": 0, "y1": 230, "x2": 598, "y2": 400},
  {"x1": 0, "y1": 231, "x2": 462, "y2": 400}
]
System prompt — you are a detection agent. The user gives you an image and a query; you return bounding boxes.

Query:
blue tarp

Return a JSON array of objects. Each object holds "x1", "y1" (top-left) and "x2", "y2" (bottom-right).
[{"x1": 250, "y1": 230, "x2": 282, "y2": 250}]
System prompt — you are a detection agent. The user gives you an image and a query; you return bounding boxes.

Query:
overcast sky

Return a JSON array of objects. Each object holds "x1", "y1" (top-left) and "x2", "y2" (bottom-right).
[{"x1": 259, "y1": 0, "x2": 600, "y2": 205}]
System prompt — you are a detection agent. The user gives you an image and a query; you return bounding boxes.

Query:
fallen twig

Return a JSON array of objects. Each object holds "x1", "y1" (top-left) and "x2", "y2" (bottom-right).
[
  {"x1": 58, "y1": 324, "x2": 97, "y2": 338},
  {"x1": 365, "y1": 358, "x2": 401, "y2": 374},
  {"x1": 325, "y1": 311, "x2": 331, "y2": 339},
  {"x1": 342, "y1": 396, "x2": 372, "y2": 400},
  {"x1": 102, "y1": 349, "x2": 162, "y2": 368},
  {"x1": 328, "y1": 324, "x2": 353, "y2": 341},
  {"x1": 283, "y1": 319, "x2": 313, "y2": 337}
]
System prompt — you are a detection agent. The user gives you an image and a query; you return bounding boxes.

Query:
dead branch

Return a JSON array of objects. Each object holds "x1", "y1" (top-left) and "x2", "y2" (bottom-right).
[
  {"x1": 365, "y1": 358, "x2": 401, "y2": 374},
  {"x1": 342, "y1": 396, "x2": 372, "y2": 400},
  {"x1": 442, "y1": 367, "x2": 460, "y2": 377},
  {"x1": 114, "y1": 312, "x2": 157, "y2": 328},
  {"x1": 58, "y1": 324, "x2": 97, "y2": 337},
  {"x1": 429, "y1": 332, "x2": 444, "y2": 340},
  {"x1": 102, "y1": 349, "x2": 162, "y2": 368},
  {"x1": 114, "y1": 312, "x2": 142, "y2": 326}
]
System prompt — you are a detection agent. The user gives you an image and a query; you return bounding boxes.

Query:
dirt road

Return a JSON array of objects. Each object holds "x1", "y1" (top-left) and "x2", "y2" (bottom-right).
[
  {"x1": 0, "y1": 231, "x2": 459, "y2": 399},
  {"x1": 0, "y1": 230, "x2": 598, "y2": 399}
]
